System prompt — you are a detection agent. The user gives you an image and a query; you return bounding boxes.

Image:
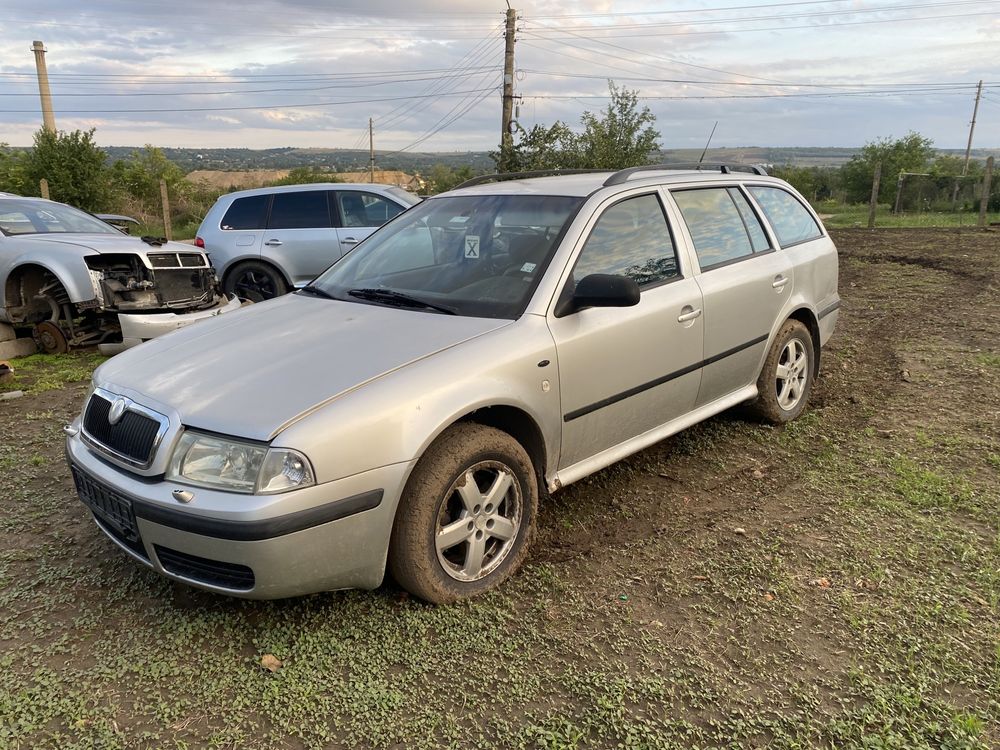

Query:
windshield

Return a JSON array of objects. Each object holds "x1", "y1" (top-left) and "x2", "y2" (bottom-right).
[
  {"x1": 0, "y1": 199, "x2": 121, "y2": 236},
  {"x1": 311, "y1": 194, "x2": 583, "y2": 319}
]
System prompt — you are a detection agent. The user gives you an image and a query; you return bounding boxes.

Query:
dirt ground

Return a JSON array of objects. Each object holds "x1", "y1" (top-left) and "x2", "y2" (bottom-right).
[{"x1": 0, "y1": 228, "x2": 997, "y2": 749}]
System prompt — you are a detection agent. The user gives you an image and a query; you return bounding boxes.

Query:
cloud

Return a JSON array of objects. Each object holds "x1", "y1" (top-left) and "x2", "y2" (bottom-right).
[{"x1": 0, "y1": 0, "x2": 996, "y2": 150}]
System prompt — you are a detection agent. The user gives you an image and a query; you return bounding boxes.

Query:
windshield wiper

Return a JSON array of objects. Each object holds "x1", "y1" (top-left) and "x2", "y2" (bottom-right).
[
  {"x1": 347, "y1": 288, "x2": 456, "y2": 315},
  {"x1": 296, "y1": 285, "x2": 337, "y2": 300}
]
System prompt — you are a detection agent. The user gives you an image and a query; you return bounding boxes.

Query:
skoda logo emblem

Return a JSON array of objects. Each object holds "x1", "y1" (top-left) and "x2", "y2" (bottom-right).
[{"x1": 108, "y1": 397, "x2": 129, "y2": 426}]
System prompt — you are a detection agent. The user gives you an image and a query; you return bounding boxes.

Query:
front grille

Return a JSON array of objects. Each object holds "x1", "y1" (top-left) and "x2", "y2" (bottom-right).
[
  {"x1": 83, "y1": 394, "x2": 161, "y2": 466},
  {"x1": 147, "y1": 252, "x2": 208, "y2": 269},
  {"x1": 71, "y1": 466, "x2": 147, "y2": 559},
  {"x1": 154, "y1": 546, "x2": 255, "y2": 591}
]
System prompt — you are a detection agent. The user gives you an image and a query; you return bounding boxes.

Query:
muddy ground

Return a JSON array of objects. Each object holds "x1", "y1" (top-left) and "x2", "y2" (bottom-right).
[{"x1": 0, "y1": 228, "x2": 997, "y2": 749}]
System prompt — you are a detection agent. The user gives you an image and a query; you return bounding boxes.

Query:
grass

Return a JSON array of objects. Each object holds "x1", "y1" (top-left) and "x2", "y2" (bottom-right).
[
  {"x1": 820, "y1": 203, "x2": 999, "y2": 228},
  {"x1": 0, "y1": 351, "x2": 105, "y2": 394}
]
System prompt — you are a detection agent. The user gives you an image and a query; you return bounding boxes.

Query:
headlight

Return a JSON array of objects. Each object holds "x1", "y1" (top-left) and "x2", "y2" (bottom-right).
[{"x1": 167, "y1": 431, "x2": 315, "y2": 494}]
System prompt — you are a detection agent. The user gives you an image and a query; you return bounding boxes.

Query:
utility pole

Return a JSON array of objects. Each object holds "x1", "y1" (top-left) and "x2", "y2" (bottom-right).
[
  {"x1": 31, "y1": 41, "x2": 56, "y2": 133},
  {"x1": 369, "y1": 117, "x2": 375, "y2": 183},
  {"x1": 499, "y1": 5, "x2": 516, "y2": 170},
  {"x1": 962, "y1": 80, "x2": 983, "y2": 176}
]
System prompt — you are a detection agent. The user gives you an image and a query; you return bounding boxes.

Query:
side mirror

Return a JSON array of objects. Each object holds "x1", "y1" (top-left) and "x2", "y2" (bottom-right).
[{"x1": 555, "y1": 273, "x2": 640, "y2": 317}]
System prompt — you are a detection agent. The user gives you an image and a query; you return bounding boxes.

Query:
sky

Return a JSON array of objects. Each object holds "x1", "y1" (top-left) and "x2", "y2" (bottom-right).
[{"x1": 0, "y1": 0, "x2": 998, "y2": 153}]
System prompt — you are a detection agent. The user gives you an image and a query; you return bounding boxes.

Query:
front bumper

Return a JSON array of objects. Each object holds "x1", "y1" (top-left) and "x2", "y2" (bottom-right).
[
  {"x1": 65, "y1": 424, "x2": 413, "y2": 599},
  {"x1": 100, "y1": 294, "x2": 243, "y2": 353}
]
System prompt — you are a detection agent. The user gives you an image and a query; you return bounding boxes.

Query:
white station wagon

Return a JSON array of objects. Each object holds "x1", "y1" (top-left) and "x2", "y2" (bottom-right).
[{"x1": 65, "y1": 164, "x2": 839, "y2": 603}]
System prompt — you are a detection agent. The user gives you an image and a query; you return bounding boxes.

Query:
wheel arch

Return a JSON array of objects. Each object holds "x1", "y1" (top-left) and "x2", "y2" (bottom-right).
[
  {"x1": 786, "y1": 305, "x2": 822, "y2": 377},
  {"x1": 3, "y1": 261, "x2": 85, "y2": 323},
  {"x1": 457, "y1": 405, "x2": 547, "y2": 494}
]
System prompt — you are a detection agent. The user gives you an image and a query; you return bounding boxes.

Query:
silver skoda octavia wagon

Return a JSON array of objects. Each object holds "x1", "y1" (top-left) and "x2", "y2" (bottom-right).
[{"x1": 65, "y1": 164, "x2": 840, "y2": 603}]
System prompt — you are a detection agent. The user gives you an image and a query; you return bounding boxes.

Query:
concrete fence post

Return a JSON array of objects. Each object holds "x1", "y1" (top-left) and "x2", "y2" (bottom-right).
[{"x1": 39, "y1": 178, "x2": 49, "y2": 200}]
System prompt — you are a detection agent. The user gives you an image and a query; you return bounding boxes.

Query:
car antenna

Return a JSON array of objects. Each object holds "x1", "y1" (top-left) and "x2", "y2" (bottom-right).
[{"x1": 698, "y1": 121, "x2": 719, "y2": 166}]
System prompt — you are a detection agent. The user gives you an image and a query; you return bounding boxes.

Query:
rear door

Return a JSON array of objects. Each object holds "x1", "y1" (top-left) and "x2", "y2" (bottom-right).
[
  {"x1": 216, "y1": 194, "x2": 269, "y2": 265},
  {"x1": 261, "y1": 190, "x2": 337, "y2": 286},
  {"x1": 333, "y1": 190, "x2": 407, "y2": 256},
  {"x1": 548, "y1": 191, "x2": 704, "y2": 470},
  {"x1": 669, "y1": 185, "x2": 793, "y2": 407}
]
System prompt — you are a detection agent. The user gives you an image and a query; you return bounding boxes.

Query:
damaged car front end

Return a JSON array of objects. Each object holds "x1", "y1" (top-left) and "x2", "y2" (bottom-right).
[{"x1": 0, "y1": 195, "x2": 239, "y2": 354}]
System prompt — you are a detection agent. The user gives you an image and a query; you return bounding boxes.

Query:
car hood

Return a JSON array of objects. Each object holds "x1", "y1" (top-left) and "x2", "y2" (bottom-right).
[
  {"x1": 15, "y1": 233, "x2": 199, "y2": 257},
  {"x1": 95, "y1": 293, "x2": 512, "y2": 441}
]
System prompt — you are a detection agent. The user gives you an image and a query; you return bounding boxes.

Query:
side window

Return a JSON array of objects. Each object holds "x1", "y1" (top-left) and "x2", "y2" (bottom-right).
[
  {"x1": 748, "y1": 186, "x2": 822, "y2": 246},
  {"x1": 672, "y1": 188, "x2": 758, "y2": 269},
  {"x1": 220, "y1": 195, "x2": 268, "y2": 230},
  {"x1": 336, "y1": 191, "x2": 404, "y2": 228},
  {"x1": 572, "y1": 194, "x2": 679, "y2": 288},
  {"x1": 267, "y1": 191, "x2": 331, "y2": 230}
]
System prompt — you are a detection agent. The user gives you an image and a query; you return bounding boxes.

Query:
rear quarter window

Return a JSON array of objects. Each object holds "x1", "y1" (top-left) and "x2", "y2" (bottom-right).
[
  {"x1": 748, "y1": 186, "x2": 822, "y2": 246},
  {"x1": 220, "y1": 195, "x2": 268, "y2": 230}
]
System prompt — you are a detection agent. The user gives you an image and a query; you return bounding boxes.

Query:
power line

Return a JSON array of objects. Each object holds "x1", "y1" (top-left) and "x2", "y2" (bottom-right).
[
  {"x1": 523, "y1": 9, "x2": 997, "y2": 39},
  {"x1": 0, "y1": 88, "x2": 499, "y2": 114},
  {"x1": 524, "y1": 0, "x2": 999, "y2": 31},
  {"x1": 527, "y1": 0, "x2": 919, "y2": 17},
  {"x1": 522, "y1": 87, "x2": 982, "y2": 101},
  {"x1": 519, "y1": 69, "x2": 983, "y2": 89},
  {"x1": 0, "y1": 69, "x2": 501, "y2": 97}
]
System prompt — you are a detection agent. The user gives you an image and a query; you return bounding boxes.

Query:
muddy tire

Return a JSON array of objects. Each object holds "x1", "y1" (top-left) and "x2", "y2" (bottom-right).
[
  {"x1": 388, "y1": 423, "x2": 538, "y2": 604},
  {"x1": 749, "y1": 319, "x2": 815, "y2": 424},
  {"x1": 223, "y1": 261, "x2": 288, "y2": 302}
]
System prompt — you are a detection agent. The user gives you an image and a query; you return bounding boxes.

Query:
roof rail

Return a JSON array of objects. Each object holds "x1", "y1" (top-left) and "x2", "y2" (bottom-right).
[
  {"x1": 454, "y1": 169, "x2": 609, "y2": 190},
  {"x1": 603, "y1": 162, "x2": 768, "y2": 187}
]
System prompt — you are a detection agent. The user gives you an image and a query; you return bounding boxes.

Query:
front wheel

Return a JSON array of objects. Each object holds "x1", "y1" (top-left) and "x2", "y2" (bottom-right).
[
  {"x1": 388, "y1": 423, "x2": 538, "y2": 604},
  {"x1": 749, "y1": 319, "x2": 815, "y2": 423}
]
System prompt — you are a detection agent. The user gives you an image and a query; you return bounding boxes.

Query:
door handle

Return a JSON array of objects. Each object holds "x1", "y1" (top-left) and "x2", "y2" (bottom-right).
[
  {"x1": 264, "y1": 239, "x2": 283, "y2": 247},
  {"x1": 677, "y1": 307, "x2": 702, "y2": 323},
  {"x1": 341, "y1": 237, "x2": 358, "y2": 245},
  {"x1": 772, "y1": 275, "x2": 789, "y2": 289}
]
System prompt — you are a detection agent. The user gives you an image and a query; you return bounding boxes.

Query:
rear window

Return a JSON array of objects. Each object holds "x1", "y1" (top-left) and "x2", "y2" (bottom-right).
[
  {"x1": 220, "y1": 195, "x2": 268, "y2": 230},
  {"x1": 748, "y1": 186, "x2": 822, "y2": 246}
]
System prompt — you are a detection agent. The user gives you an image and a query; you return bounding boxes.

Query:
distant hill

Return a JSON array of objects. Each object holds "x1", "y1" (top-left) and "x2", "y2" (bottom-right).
[{"x1": 54, "y1": 145, "x2": 1000, "y2": 175}]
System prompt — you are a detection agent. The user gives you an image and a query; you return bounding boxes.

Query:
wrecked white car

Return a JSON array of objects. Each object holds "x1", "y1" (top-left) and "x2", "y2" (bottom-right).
[{"x1": 0, "y1": 194, "x2": 239, "y2": 353}]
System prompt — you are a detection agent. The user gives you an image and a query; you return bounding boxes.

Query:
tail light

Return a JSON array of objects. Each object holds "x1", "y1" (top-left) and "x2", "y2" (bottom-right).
[{"x1": 195, "y1": 237, "x2": 205, "y2": 248}]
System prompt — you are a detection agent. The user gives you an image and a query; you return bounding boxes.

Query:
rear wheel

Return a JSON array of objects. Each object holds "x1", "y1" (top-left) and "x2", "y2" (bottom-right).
[
  {"x1": 388, "y1": 423, "x2": 538, "y2": 604},
  {"x1": 223, "y1": 261, "x2": 288, "y2": 302},
  {"x1": 749, "y1": 319, "x2": 815, "y2": 423}
]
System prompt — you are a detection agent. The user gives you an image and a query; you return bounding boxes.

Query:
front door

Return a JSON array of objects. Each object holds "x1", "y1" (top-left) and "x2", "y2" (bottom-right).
[
  {"x1": 333, "y1": 191, "x2": 406, "y2": 258},
  {"x1": 547, "y1": 192, "x2": 705, "y2": 470}
]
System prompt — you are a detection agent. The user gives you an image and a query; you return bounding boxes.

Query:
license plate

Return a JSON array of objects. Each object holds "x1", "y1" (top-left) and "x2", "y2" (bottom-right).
[{"x1": 71, "y1": 466, "x2": 141, "y2": 544}]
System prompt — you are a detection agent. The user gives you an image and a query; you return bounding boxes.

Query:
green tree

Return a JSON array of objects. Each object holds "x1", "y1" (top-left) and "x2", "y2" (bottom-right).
[
  {"x1": 426, "y1": 164, "x2": 476, "y2": 194},
  {"x1": 20, "y1": 128, "x2": 112, "y2": 211},
  {"x1": 574, "y1": 82, "x2": 661, "y2": 169},
  {"x1": 840, "y1": 132, "x2": 934, "y2": 203},
  {"x1": 928, "y1": 154, "x2": 983, "y2": 179},
  {"x1": 770, "y1": 165, "x2": 839, "y2": 204},
  {"x1": 0, "y1": 143, "x2": 26, "y2": 194},
  {"x1": 493, "y1": 82, "x2": 660, "y2": 172},
  {"x1": 110, "y1": 145, "x2": 188, "y2": 207},
  {"x1": 493, "y1": 121, "x2": 578, "y2": 173}
]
